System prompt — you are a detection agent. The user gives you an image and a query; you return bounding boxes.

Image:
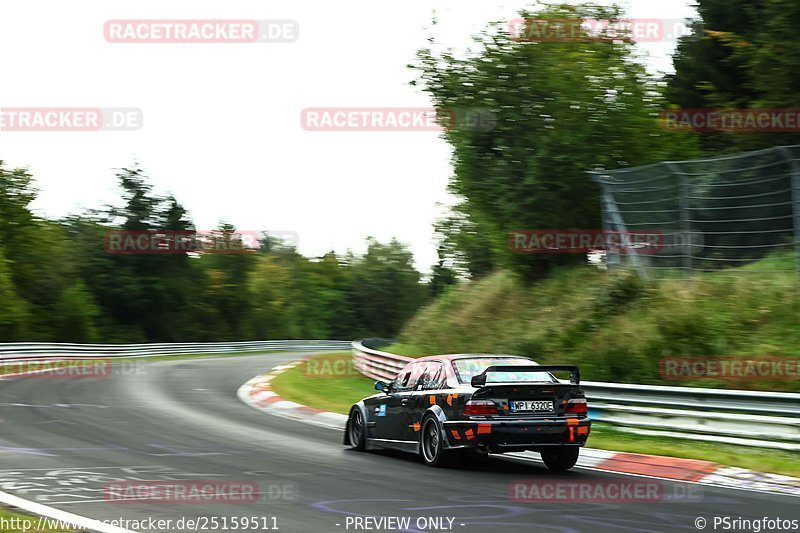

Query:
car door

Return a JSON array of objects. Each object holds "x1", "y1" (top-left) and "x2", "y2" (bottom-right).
[
  {"x1": 407, "y1": 361, "x2": 446, "y2": 440},
  {"x1": 372, "y1": 361, "x2": 423, "y2": 440}
]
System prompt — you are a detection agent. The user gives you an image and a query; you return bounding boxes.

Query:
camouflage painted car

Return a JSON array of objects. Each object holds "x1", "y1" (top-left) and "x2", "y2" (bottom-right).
[{"x1": 344, "y1": 354, "x2": 590, "y2": 469}]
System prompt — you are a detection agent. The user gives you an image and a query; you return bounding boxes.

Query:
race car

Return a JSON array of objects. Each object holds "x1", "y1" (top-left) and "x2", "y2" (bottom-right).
[{"x1": 344, "y1": 354, "x2": 590, "y2": 469}]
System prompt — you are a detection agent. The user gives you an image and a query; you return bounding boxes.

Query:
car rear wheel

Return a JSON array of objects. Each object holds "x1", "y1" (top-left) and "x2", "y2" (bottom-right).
[
  {"x1": 420, "y1": 417, "x2": 460, "y2": 467},
  {"x1": 347, "y1": 408, "x2": 366, "y2": 451},
  {"x1": 541, "y1": 447, "x2": 580, "y2": 471}
]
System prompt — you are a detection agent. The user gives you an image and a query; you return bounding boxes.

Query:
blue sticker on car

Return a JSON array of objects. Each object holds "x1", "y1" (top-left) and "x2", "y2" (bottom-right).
[{"x1": 377, "y1": 404, "x2": 387, "y2": 416}]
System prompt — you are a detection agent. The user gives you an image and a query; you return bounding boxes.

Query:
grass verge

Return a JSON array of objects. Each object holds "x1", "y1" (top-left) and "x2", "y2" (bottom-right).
[
  {"x1": 380, "y1": 343, "x2": 428, "y2": 357},
  {"x1": 269, "y1": 352, "x2": 375, "y2": 414},
  {"x1": 270, "y1": 354, "x2": 800, "y2": 477},
  {"x1": 0, "y1": 508, "x2": 77, "y2": 532},
  {"x1": 396, "y1": 258, "x2": 800, "y2": 392}
]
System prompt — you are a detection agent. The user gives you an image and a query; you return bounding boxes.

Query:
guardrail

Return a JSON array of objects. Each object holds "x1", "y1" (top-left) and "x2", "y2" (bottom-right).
[
  {"x1": 0, "y1": 340, "x2": 352, "y2": 362},
  {"x1": 351, "y1": 339, "x2": 800, "y2": 451}
]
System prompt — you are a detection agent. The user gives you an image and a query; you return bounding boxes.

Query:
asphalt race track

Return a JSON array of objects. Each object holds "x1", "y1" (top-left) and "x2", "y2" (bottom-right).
[{"x1": 0, "y1": 352, "x2": 797, "y2": 533}]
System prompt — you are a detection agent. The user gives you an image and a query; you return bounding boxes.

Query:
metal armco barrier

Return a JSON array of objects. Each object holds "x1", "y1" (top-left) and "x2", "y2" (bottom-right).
[
  {"x1": 351, "y1": 340, "x2": 800, "y2": 451},
  {"x1": 352, "y1": 338, "x2": 412, "y2": 381},
  {"x1": 0, "y1": 340, "x2": 351, "y2": 362}
]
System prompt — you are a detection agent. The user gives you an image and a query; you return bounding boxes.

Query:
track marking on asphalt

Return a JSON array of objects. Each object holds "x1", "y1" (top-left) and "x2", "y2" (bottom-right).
[
  {"x1": 0, "y1": 444, "x2": 233, "y2": 457},
  {"x1": 41, "y1": 489, "x2": 300, "y2": 505},
  {"x1": 0, "y1": 403, "x2": 108, "y2": 408},
  {"x1": 0, "y1": 488, "x2": 136, "y2": 533},
  {"x1": 0, "y1": 465, "x2": 160, "y2": 471},
  {"x1": 0, "y1": 465, "x2": 238, "y2": 505}
]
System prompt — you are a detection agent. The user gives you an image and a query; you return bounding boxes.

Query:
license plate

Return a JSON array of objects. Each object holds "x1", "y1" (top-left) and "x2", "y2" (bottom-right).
[{"x1": 510, "y1": 400, "x2": 554, "y2": 413}]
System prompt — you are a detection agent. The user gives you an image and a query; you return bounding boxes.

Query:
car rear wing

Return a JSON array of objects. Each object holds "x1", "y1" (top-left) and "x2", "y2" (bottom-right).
[{"x1": 470, "y1": 365, "x2": 581, "y2": 387}]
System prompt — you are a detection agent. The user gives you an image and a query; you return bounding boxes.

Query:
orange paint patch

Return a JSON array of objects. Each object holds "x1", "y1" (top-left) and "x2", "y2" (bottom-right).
[
  {"x1": 412, "y1": 422, "x2": 420, "y2": 432},
  {"x1": 596, "y1": 453, "x2": 720, "y2": 482},
  {"x1": 566, "y1": 418, "x2": 579, "y2": 425},
  {"x1": 477, "y1": 424, "x2": 492, "y2": 435},
  {"x1": 577, "y1": 426, "x2": 589, "y2": 435},
  {"x1": 429, "y1": 395, "x2": 436, "y2": 405},
  {"x1": 465, "y1": 429, "x2": 475, "y2": 440},
  {"x1": 450, "y1": 430, "x2": 460, "y2": 440}
]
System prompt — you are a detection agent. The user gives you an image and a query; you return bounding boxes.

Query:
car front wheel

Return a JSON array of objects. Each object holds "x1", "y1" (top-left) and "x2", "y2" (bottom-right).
[
  {"x1": 347, "y1": 408, "x2": 366, "y2": 450},
  {"x1": 540, "y1": 447, "x2": 580, "y2": 471}
]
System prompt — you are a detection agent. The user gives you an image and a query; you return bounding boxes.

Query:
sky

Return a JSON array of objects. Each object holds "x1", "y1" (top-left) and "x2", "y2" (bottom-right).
[{"x1": 0, "y1": 0, "x2": 697, "y2": 272}]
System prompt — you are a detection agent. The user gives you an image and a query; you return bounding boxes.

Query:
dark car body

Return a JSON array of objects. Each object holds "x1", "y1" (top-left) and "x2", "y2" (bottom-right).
[{"x1": 344, "y1": 354, "x2": 590, "y2": 466}]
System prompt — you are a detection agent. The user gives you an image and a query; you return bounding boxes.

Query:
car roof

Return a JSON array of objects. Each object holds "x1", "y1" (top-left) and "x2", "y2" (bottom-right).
[{"x1": 412, "y1": 354, "x2": 535, "y2": 362}]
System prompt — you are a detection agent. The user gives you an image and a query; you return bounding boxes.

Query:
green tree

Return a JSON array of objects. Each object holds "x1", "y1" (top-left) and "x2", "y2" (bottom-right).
[
  {"x1": 52, "y1": 281, "x2": 100, "y2": 342},
  {"x1": 434, "y1": 203, "x2": 498, "y2": 279},
  {"x1": 0, "y1": 162, "x2": 89, "y2": 339},
  {"x1": 0, "y1": 245, "x2": 29, "y2": 339},
  {"x1": 429, "y1": 245, "x2": 458, "y2": 297},
  {"x1": 667, "y1": 0, "x2": 800, "y2": 152},
  {"x1": 347, "y1": 238, "x2": 428, "y2": 337},
  {"x1": 413, "y1": 3, "x2": 696, "y2": 281}
]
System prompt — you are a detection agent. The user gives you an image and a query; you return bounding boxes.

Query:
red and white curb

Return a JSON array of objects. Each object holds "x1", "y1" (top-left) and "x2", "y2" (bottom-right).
[
  {"x1": 237, "y1": 360, "x2": 348, "y2": 430},
  {"x1": 239, "y1": 360, "x2": 800, "y2": 498}
]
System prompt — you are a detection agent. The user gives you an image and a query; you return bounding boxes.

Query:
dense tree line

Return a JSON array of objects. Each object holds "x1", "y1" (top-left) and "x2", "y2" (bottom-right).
[
  {"x1": 414, "y1": 0, "x2": 797, "y2": 281},
  {"x1": 0, "y1": 163, "x2": 430, "y2": 342},
  {"x1": 5, "y1": 0, "x2": 795, "y2": 341}
]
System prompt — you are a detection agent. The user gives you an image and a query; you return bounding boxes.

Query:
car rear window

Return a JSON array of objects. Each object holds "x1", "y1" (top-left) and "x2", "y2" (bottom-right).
[{"x1": 453, "y1": 357, "x2": 556, "y2": 384}]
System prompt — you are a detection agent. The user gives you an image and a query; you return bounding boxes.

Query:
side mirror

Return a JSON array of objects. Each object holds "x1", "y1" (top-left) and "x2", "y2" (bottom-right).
[{"x1": 374, "y1": 380, "x2": 388, "y2": 392}]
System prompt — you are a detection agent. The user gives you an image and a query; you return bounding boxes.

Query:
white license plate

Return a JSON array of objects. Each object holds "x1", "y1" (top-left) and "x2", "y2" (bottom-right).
[{"x1": 510, "y1": 400, "x2": 554, "y2": 412}]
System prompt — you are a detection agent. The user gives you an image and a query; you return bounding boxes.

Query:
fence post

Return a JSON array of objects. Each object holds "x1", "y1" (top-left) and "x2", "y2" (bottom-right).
[
  {"x1": 588, "y1": 171, "x2": 648, "y2": 281},
  {"x1": 665, "y1": 162, "x2": 691, "y2": 279},
  {"x1": 601, "y1": 192, "x2": 620, "y2": 268},
  {"x1": 777, "y1": 146, "x2": 800, "y2": 277}
]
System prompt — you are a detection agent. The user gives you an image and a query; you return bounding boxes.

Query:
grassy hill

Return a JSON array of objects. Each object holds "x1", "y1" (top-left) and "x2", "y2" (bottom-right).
[{"x1": 393, "y1": 256, "x2": 800, "y2": 392}]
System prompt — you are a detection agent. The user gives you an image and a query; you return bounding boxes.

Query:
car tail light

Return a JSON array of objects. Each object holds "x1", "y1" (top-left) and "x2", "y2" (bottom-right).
[
  {"x1": 464, "y1": 400, "x2": 498, "y2": 416},
  {"x1": 566, "y1": 398, "x2": 587, "y2": 415}
]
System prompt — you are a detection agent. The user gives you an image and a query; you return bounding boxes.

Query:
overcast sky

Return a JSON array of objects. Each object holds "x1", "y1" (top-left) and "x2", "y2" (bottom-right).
[{"x1": 0, "y1": 0, "x2": 696, "y2": 272}]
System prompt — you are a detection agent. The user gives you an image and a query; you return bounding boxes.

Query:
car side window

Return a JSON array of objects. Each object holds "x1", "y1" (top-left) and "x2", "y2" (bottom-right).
[
  {"x1": 404, "y1": 361, "x2": 427, "y2": 391},
  {"x1": 418, "y1": 362, "x2": 445, "y2": 391},
  {"x1": 393, "y1": 362, "x2": 423, "y2": 393},
  {"x1": 392, "y1": 371, "x2": 411, "y2": 392}
]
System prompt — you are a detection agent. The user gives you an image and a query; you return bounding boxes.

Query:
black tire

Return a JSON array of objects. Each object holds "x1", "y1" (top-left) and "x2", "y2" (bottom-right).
[
  {"x1": 541, "y1": 447, "x2": 580, "y2": 471},
  {"x1": 420, "y1": 416, "x2": 460, "y2": 467},
  {"x1": 347, "y1": 408, "x2": 366, "y2": 451}
]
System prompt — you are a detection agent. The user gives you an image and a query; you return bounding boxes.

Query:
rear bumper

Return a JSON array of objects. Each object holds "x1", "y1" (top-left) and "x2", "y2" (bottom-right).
[{"x1": 443, "y1": 418, "x2": 591, "y2": 451}]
